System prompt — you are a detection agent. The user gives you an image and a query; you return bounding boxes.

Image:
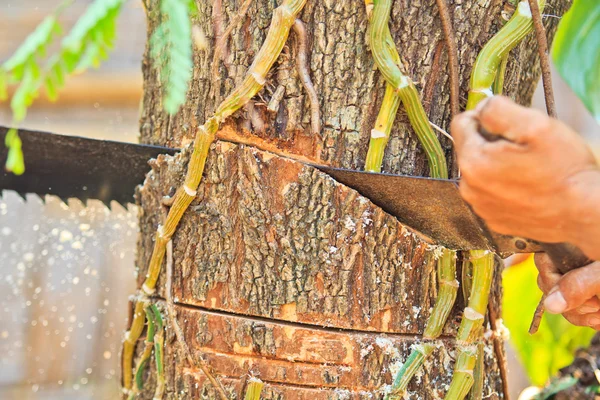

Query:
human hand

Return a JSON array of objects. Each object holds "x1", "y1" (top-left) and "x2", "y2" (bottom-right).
[
  {"x1": 535, "y1": 253, "x2": 600, "y2": 329},
  {"x1": 450, "y1": 96, "x2": 600, "y2": 259}
]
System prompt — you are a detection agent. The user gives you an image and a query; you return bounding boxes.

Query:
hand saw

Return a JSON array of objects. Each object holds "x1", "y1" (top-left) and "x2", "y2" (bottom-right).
[{"x1": 0, "y1": 126, "x2": 591, "y2": 271}]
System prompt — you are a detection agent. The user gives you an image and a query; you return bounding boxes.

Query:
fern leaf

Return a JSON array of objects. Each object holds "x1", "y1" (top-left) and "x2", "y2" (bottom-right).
[
  {"x1": 44, "y1": 0, "x2": 124, "y2": 96},
  {"x1": 150, "y1": 0, "x2": 193, "y2": 115},
  {"x1": 2, "y1": 15, "x2": 61, "y2": 81},
  {"x1": 10, "y1": 64, "x2": 42, "y2": 122}
]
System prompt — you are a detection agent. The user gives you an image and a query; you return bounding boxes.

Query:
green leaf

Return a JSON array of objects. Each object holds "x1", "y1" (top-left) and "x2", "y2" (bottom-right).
[
  {"x1": 150, "y1": 0, "x2": 193, "y2": 115},
  {"x1": 2, "y1": 15, "x2": 61, "y2": 80},
  {"x1": 11, "y1": 68, "x2": 42, "y2": 122},
  {"x1": 552, "y1": 0, "x2": 600, "y2": 122},
  {"x1": 4, "y1": 129, "x2": 25, "y2": 176},
  {"x1": 42, "y1": 0, "x2": 124, "y2": 100},
  {"x1": 502, "y1": 256, "x2": 596, "y2": 386}
]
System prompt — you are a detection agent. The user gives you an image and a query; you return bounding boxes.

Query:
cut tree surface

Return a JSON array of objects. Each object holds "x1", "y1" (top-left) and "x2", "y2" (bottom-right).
[{"x1": 134, "y1": 140, "x2": 506, "y2": 398}]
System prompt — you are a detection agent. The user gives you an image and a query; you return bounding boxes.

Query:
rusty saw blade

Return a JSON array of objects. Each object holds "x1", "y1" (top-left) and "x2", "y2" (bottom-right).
[{"x1": 0, "y1": 126, "x2": 541, "y2": 253}]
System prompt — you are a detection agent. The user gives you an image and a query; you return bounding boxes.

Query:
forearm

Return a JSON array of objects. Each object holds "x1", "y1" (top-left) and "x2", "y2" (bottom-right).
[{"x1": 567, "y1": 169, "x2": 600, "y2": 260}]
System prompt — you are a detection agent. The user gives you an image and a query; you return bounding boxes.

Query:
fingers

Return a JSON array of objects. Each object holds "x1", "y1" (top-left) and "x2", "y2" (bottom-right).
[
  {"x1": 543, "y1": 261, "x2": 600, "y2": 314},
  {"x1": 476, "y1": 96, "x2": 550, "y2": 144},
  {"x1": 562, "y1": 310, "x2": 600, "y2": 329},
  {"x1": 450, "y1": 111, "x2": 485, "y2": 151}
]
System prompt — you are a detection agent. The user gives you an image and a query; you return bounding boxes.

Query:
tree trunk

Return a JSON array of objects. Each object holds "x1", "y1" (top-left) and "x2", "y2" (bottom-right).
[{"x1": 132, "y1": 0, "x2": 570, "y2": 398}]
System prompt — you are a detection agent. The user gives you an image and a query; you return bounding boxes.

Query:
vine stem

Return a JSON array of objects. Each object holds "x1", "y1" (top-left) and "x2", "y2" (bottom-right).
[
  {"x1": 151, "y1": 305, "x2": 166, "y2": 400},
  {"x1": 244, "y1": 378, "x2": 265, "y2": 400},
  {"x1": 366, "y1": 0, "x2": 449, "y2": 178},
  {"x1": 444, "y1": 251, "x2": 495, "y2": 400},
  {"x1": 365, "y1": 0, "x2": 456, "y2": 392},
  {"x1": 467, "y1": 0, "x2": 546, "y2": 109},
  {"x1": 385, "y1": 344, "x2": 436, "y2": 400},
  {"x1": 123, "y1": 0, "x2": 307, "y2": 396},
  {"x1": 424, "y1": 250, "x2": 459, "y2": 339},
  {"x1": 293, "y1": 19, "x2": 321, "y2": 136},
  {"x1": 527, "y1": 0, "x2": 556, "y2": 118},
  {"x1": 434, "y1": 0, "x2": 460, "y2": 117}
]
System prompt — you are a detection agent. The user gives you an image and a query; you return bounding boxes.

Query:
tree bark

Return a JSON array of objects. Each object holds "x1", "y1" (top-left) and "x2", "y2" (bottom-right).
[{"x1": 132, "y1": 0, "x2": 571, "y2": 398}]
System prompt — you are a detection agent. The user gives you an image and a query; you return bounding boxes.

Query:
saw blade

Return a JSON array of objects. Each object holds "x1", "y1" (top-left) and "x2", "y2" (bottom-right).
[{"x1": 0, "y1": 126, "x2": 177, "y2": 207}]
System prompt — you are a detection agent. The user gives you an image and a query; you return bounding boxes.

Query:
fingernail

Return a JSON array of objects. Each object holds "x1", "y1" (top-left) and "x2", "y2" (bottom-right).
[
  {"x1": 544, "y1": 290, "x2": 567, "y2": 314},
  {"x1": 588, "y1": 317, "x2": 600, "y2": 326}
]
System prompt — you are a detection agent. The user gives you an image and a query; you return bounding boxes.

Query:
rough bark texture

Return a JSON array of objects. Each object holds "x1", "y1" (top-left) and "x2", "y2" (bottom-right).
[{"x1": 133, "y1": 0, "x2": 571, "y2": 398}]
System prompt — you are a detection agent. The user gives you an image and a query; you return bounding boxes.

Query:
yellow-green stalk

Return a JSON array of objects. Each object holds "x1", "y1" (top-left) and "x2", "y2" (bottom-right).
[
  {"x1": 424, "y1": 250, "x2": 459, "y2": 339},
  {"x1": 385, "y1": 344, "x2": 435, "y2": 400},
  {"x1": 467, "y1": 0, "x2": 546, "y2": 109},
  {"x1": 122, "y1": 0, "x2": 307, "y2": 394},
  {"x1": 468, "y1": 342, "x2": 485, "y2": 400},
  {"x1": 128, "y1": 306, "x2": 157, "y2": 400},
  {"x1": 443, "y1": 4, "x2": 546, "y2": 396},
  {"x1": 244, "y1": 378, "x2": 265, "y2": 400},
  {"x1": 365, "y1": 0, "x2": 448, "y2": 178},
  {"x1": 151, "y1": 305, "x2": 165, "y2": 400},
  {"x1": 122, "y1": 299, "x2": 147, "y2": 392},
  {"x1": 365, "y1": 0, "x2": 457, "y2": 392},
  {"x1": 444, "y1": 251, "x2": 494, "y2": 400}
]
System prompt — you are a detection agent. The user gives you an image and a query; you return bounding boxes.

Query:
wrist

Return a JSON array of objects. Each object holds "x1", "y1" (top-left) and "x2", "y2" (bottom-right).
[{"x1": 565, "y1": 168, "x2": 600, "y2": 260}]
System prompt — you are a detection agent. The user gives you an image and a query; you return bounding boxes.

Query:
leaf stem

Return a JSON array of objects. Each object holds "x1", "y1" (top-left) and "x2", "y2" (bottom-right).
[{"x1": 385, "y1": 344, "x2": 435, "y2": 400}]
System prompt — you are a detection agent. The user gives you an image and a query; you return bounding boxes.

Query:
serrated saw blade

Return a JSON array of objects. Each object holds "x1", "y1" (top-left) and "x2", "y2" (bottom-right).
[{"x1": 0, "y1": 126, "x2": 177, "y2": 207}]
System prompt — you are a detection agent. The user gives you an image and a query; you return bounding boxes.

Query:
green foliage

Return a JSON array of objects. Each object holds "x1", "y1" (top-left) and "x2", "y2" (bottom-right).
[
  {"x1": 1, "y1": 15, "x2": 62, "y2": 84},
  {"x1": 0, "y1": 12, "x2": 62, "y2": 175},
  {"x1": 150, "y1": 0, "x2": 193, "y2": 115},
  {"x1": 552, "y1": 0, "x2": 600, "y2": 122},
  {"x1": 502, "y1": 256, "x2": 596, "y2": 386},
  {"x1": 4, "y1": 129, "x2": 25, "y2": 176},
  {"x1": 0, "y1": 0, "x2": 124, "y2": 175},
  {"x1": 45, "y1": 0, "x2": 124, "y2": 101}
]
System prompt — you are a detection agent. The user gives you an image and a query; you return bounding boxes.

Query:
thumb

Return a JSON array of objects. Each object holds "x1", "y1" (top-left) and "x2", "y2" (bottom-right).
[
  {"x1": 544, "y1": 261, "x2": 600, "y2": 314},
  {"x1": 476, "y1": 95, "x2": 547, "y2": 144}
]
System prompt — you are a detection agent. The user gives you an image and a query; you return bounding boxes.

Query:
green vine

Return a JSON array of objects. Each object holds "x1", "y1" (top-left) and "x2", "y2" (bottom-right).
[
  {"x1": 364, "y1": 0, "x2": 458, "y2": 394},
  {"x1": 467, "y1": 0, "x2": 546, "y2": 109},
  {"x1": 364, "y1": 0, "x2": 448, "y2": 178}
]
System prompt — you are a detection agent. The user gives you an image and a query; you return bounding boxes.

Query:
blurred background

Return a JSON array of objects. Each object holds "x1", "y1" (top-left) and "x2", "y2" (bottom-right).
[
  {"x1": 0, "y1": 1, "x2": 599, "y2": 399},
  {"x1": 0, "y1": 1, "x2": 145, "y2": 398}
]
